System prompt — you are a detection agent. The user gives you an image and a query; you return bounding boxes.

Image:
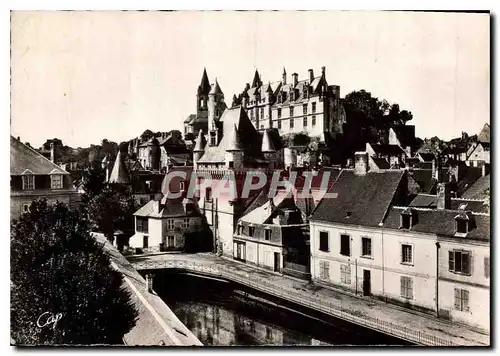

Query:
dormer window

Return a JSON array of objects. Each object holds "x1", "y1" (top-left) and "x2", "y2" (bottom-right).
[
  {"x1": 51, "y1": 174, "x2": 63, "y2": 189},
  {"x1": 22, "y1": 174, "x2": 35, "y2": 191},
  {"x1": 454, "y1": 213, "x2": 470, "y2": 234},
  {"x1": 400, "y1": 208, "x2": 416, "y2": 229}
]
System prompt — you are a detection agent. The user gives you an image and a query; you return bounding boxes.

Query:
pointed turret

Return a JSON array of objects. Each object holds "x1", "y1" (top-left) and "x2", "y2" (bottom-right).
[
  {"x1": 266, "y1": 81, "x2": 273, "y2": 94},
  {"x1": 108, "y1": 151, "x2": 131, "y2": 184},
  {"x1": 226, "y1": 124, "x2": 243, "y2": 151},
  {"x1": 209, "y1": 78, "x2": 223, "y2": 96},
  {"x1": 232, "y1": 94, "x2": 238, "y2": 108},
  {"x1": 282, "y1": 67, "x2": 287, "y2": 85},
  {"x1": 198, "y1": 68, "x2": 211, "y2": 95},
  {"x1": 193, "y1": 130, "x2": 207, "y2": 152},
  {"x1": 251, "y1": 69, "x2": 262, "y2": 88},
  {"x1": 261, "y1": 130, "x2": 276, "y2": 153}
]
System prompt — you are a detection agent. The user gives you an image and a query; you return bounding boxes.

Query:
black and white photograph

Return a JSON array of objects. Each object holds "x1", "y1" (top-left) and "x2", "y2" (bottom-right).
[{"x1": 9, "y1": 9, "x2": 491, "y2": 347}]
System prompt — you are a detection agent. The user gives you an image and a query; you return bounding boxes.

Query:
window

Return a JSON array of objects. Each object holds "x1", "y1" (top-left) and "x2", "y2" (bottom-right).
[
  {"x1": 22, "y1": 204, "x2": 29, "y2": 213},
  {"x1": 260, "y1": 125, "x2": 264, "y2": 130},
  {"x1": 319, "y1": 260, "x2": 330, "y2": 280},
  {"x1": 248, "y1": 226, "x2": 255, "y2": 237},
  {"x1": 210, "y1": 136, "x2": 216, "y2": 146},
  {"x1": 312, "y1": 115, "x2": 316, "y2": 126},
  {"x1": 454, "y1": 288, "x2": 469, "y2": 312},
  {"x1": 485, "y1": 257, "x2": 490, "y2": 278},
  {"x1": 319, "y1": 231, "x2": 329, "y2": 252},
  {"x1": 260, "y1": 107, "x2": 264, "y2": 118},
  {"x1": 401, "y1": 244, "x2": 413, "y2": 264},
  {"x1": 265, "y1": 229, "x2": 272, "y2": 241},
  {"x1": 401, "y1": 214, "x2": 411, "y2": 229},
  {"x1": 51, "y1": 174, "x2": 63, "y2": 189},
  {"x1": 303, "y1": 104, "x2": 308, "y2": 115},
  {"x1": 290, "y1": 106, "x2": 294, "y2": 117},
  {"x1": 312, "y1": 102, "x2": 316, "y2": 113},
  {"x1": 303, "y1": 117, "x2": 307, "y2": 127},
  {"x1": 278, "y1": 108, "x2": 281, "y2": 119},
  {"x1": 340, "y1": 264, "x2": 351, "y2": 284},
  {"x1": 400, "y1": 276, "x2": 413, "y2": 299},
  {"x1": 167, "y1": 219, "x2": 174, "y2": 230},
  {"x1": 228, "y1": 161, "x2": 234, "y2": 168},
  {"x1": 143, "y1": 235, "x2": 149, "y2": 248},
  {"x1": 22, "y1": 175, "x2": 35, "y2": 190},
  {"x1": 456, "y1": 218, "x2": 468, "y2": 234},
  {"x1": 290, "y1": 119, "x2": 294, "y2": 129},
  {"x1": 183, "y1": 218, "x2": 190, "y2": 229},
  {"x1": 340, "y1": 234, "x2": 350, "y2": 256},
  {"x1": 136, "y1": 217, "x2": 149, "y2": 233},
  {"x1": 449, "y1": 250, "x2": 471, "y2": 274},
  {"x1": 206, "y1": 187, "x2": 212, "y2": 201},
  {"x1": 278, "y1": 120, "x2": 282, "y2": 130},
  {"x1": 362, "y1": 237, "x2": 372, "y2": 257},
  {"x1": 167, "y1": 235, "x2": 175, "y2": 247}
]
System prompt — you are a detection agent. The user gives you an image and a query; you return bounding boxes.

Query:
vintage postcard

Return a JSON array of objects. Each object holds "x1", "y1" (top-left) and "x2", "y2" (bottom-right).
[{"x1": 10, "y1": 10, "x2": 490, "y2": 347}]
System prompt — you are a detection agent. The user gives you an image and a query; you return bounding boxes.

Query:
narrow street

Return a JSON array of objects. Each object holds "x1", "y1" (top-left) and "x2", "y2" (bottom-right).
[{"x1": 128, "y1": 252, "x2": 490, "y2": 347}]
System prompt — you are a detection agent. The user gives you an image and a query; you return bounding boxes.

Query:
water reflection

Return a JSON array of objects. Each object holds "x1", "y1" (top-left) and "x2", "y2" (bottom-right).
[{"x1": 154, "y1": 272, "x2": 409, "y2": 346}]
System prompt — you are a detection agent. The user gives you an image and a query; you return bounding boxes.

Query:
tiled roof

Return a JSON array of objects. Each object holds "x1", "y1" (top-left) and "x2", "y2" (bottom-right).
[
  {"x1": 477, "y1": 123, "x2": 490, "y2": 143},
  {"x1": 383, "y1": 206, "x2": 490, "y2": 242},
  {"x1": 239, "y1": 189, "x2": 294, "y2": 225},
  {"x1": 134, "y1": 197, "x2": 201, "y2": 218},
  {"x1": 371, "y1": 157, "x2": 390, "y2": 169},
  {"x1": 310, "y1": 170, "x2": 405, "y2": 227},
  {"x1": 184, "y1": 114, "x2": 196, "y2": 124},
  {"x1": 456, "y1": 167, "x2": 483, "y2": 196},
  {"x1": 369, "y1": 143, "x2": 405, "y2": 156},
  {"x1": 418, "y1": 153, "x2": 435, "y2": 162},
  {"x1": 391, "y1": 125, "x2": 416, "y2": 147},
  {"x1": 409, "y1": 193, "x2": 489, "y2": 213},
  {"x1": 10, "y1": 136, "x2": 69, "y2": 176}
]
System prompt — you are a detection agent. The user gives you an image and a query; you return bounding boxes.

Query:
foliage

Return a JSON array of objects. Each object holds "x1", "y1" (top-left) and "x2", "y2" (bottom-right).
[
  {"x1": 11, "y1": 200, "x2": 138, "y2": 345},
  {"x1": 86, "y1": 185, "x2": 137, "y2": 240},
  {"x1": 292, "y1": 133, "x2": 311, "y2": 147},
  {"x1": 80, "y1": 164, "x2": 107, "y2": 200}
]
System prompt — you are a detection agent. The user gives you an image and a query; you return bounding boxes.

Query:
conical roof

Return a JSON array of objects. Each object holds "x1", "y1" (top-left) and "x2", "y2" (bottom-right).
[
  {"x1": 108, "y1": 151, "x2": 131, "y2": 184},
  {"x1": 226, "y1": 124, "x2": 243, "y2": 151},
  {"x1": 261, "y1": 130, "x2": 276, "y2": 153},
  {"x1": 266, "y1": 81, "x2": 273, "y2": 94},
  {"x1": 198, "y1": 68, "x2": 211, "y2": 95},
  {"x1": 193, "y1": 130, "x2": 207, "y2": 152},
  {"x1": 209, "y1": 79, "x2": 223, "y2": 96}
]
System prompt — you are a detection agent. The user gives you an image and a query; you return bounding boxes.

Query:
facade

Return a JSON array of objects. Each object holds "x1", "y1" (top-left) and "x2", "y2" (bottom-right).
[
  {"x1": 10, "y1": 136, "x2": 79, "y2": 220},
  {"x1": 233, "y1": 189, "x2": 313, "y2": 280},
  {"x1": 232, "y1": 67, "x2": 345, "y2": 142},
  {"x1": 466, "y1": 142, "x2": 490, "y2": 166},
  {"x1": 137, "y1": 132, "x2": 190, "y2": 171}
]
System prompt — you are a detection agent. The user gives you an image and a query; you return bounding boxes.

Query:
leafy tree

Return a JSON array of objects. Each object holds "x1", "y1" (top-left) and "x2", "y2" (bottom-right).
[
  {"x1": 11, "y1": 200, "x2": 138, "y2": 345},
  {"x1": 140, "y1": 129, "x2": 154, "y2": 142},
  {"x1": 86, "y1": 185, "x2": 137, "y2": 242},
  {"x1": 292, "y1": 133, "x2": 311, "y2": 147},
  {"x1": 80, "y1": 165, "x2": 107, "y2": 200}
]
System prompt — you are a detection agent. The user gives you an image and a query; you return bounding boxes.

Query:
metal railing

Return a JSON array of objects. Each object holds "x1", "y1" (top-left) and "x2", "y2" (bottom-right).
[{"x1": 132, "y1": 259, "x2": 456, "y2": 347}]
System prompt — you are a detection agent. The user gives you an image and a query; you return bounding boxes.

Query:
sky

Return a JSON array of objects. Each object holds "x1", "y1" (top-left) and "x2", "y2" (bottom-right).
[{"x1": 10, "y1": 11, "x2": 490, "y2": 148}]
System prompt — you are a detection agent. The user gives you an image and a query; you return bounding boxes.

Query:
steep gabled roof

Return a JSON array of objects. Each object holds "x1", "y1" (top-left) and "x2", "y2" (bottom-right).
[
  {"x1": 10, "y1": 136, "x2": 68, "y2": 176},
  {"x1": 477, "y1": 123, "x2": 490, "y2": 143},
  {"x1": 108, "y1": 151, "x2": 131, "y2": 184},
  {"x1": 198, "y1": 68, "x2": 211, "y2": 95},
  {"x1": 409, "y1": 193, "x2": 489, "y2": 213},
  {"x1": 261, "y1": 130, "x2": 276, "y2": 152},
  {"x1": 310, "y1": 170, "x2": 405, "y2": 227},
  {"x1": 462, "y1": 174, "x2": 490, "y2": 201}
]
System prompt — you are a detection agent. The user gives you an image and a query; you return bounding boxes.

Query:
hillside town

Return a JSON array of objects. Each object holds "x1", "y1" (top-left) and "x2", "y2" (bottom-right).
[{"x1": 11, "y1": 63, "x2": 491, "y2": 346}]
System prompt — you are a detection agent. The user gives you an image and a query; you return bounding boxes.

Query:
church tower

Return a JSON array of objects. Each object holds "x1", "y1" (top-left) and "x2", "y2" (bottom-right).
[
  {"x1": 208, "y1": 79, "x2": 224, "y2": 146},
  {"x1": 197, "y1": 68, "x2": 211, "y2": 118}
]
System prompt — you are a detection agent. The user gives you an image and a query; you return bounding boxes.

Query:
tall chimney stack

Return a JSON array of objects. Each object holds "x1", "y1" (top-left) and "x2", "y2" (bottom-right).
[
  {"x1": 321, "y1": 66, "x2": 326, "y2": 77},
  {"x1": 50, "y1": 141, "x2": 58, "y2": 163},
  {"x1": 436, "y1": 183, "x2": 451, "y2": 210},
  {"x1": 308, "y1": 69, "x2": 314, "y2": 82},
  {"x1": 292, "y1": 73, "x2": 298, "y2": 87}
]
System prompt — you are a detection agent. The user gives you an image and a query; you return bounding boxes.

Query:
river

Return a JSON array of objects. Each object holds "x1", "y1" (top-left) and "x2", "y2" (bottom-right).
[{"x1": 153, "y1": 271, "x2": 412, "y2": 346}]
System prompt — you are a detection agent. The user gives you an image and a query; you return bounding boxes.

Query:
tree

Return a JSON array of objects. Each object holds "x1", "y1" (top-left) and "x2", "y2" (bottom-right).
[
  {"x1": 80, "y1": 164, "x2": 106, "y2": 200},
  {"x1": 11, "y1": 200, "x2": 138, "y2": 345},
  {"x1": 86, "y1": 185, "x2": 137, "y2": 242}
]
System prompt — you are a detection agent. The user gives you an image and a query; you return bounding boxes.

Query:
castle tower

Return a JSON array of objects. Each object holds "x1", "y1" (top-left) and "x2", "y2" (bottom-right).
[
  {"x1": 225, "y1": 124, "x2": 244, "y2": 169},
  {"x1": 149, "y1": 137, "x2": 161, "y2": 171},
  {"x1": 197, "y1": 68, "x2": 211, "y2": 115},
  {"x1": 208, "y1": 79, "x2": 224, "y2": 146},
  {"x1": 193, "y1": 130, "x2": 206, "y2": 170},
  {"x1": 265, "y1": 82, "x2": 273, "y2": 128}
]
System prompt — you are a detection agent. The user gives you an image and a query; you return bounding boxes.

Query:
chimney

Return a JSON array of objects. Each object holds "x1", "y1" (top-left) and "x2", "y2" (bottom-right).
[
  {"x1": 481, "y1": 163, "x2": 487, "y2": 177},
  {"x1": 292, "y1": 73, "x2": 298, "y2": 87},
  {"x1": 308, "y1": 69, "x2": 314, "y2": 82},
  {"x1": 321, "y1": 66, "x2": 326, "y2": 77},
  {"x1": 436, "y1": 183, "x2": 451, "y2": 210},
  {"x1": 354, "y1": 152, "x2": 369, "y2": 176},
  {"x1": 50, "y1": 141, "x2": 58, "y2": 163}
]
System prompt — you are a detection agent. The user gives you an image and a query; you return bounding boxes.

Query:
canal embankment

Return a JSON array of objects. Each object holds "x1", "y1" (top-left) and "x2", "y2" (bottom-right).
[
  {"x1": 128, "y1": 252, "x2": 490, "y2": 347},
  {"x1": 93, "y1": 234, "x2": 202, "y2": 346}
]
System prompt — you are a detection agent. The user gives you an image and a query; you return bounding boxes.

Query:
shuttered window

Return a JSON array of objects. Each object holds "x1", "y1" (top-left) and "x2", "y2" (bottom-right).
[
  {"x1": 319, "y1": 260, "x2": 330, "y2": 280},
  {"x1": 340, "y1": 264, "x2": 351, "y2": 284},
  {"x1": 449, "y1": 250, "x2": 471, "y2": 274}
]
